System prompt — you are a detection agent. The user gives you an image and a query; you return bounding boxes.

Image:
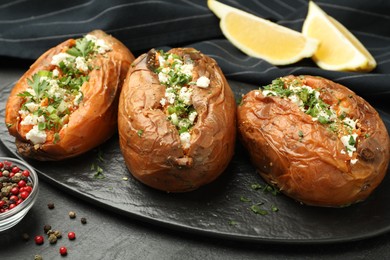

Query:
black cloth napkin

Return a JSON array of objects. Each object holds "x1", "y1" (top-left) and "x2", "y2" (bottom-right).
[{"x1": 0, "y1": 0, "x2": 389, "y2": 111}]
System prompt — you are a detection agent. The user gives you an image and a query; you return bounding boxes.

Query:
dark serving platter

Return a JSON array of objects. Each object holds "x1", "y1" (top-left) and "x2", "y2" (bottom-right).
[{"x1": 1, "y1": 81, "x2": 389, "y2": 244}]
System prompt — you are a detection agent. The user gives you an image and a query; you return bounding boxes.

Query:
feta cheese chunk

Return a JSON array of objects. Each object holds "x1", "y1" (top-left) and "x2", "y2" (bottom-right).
[
  {"x1": 51, "y1": 52, "x2": 73, "y2": 66},
  {"x1": 26, "y1": 125, "x2": 47, "y2": 144},
  {"x1": 340, "y1": 134, "x2": 358, "y2": 157},
  {"x1": 75, "y1": 56, "x2": 89, "y2": 72},
  {"x1": 180, "y1": 131, "x2": 191, "y2": 149},
  {"x1": 178, "y1": 87, "x2": 192, "y2": 105},
  {"x1": 21, "y1": 114, "x2": 45, "y2": 126},
  {"x1": 196, "y1": 76, "x2": 210, "y2": 88}
]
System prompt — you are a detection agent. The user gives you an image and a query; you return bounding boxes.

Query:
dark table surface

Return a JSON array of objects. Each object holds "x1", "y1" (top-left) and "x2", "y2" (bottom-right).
[{"x1": 0, "y1": 65, "x2": 390, "y2": 260}]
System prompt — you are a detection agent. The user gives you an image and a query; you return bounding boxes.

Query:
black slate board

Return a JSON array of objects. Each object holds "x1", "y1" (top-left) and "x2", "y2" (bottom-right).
[{"x1": 1, "y1": 81, "x2": 390, "y2": 244}]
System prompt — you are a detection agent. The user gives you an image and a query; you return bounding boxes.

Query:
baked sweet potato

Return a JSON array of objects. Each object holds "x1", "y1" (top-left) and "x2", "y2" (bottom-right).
[
  {"x1": 5, "y1": 30, "x2": 134, "y2": 160},
  {"x1": 238, "y1": 75, "x2": 389, "y2": 207},
  {"x1": 118, "y1": 48, "x2": 236, "y2": 192}
]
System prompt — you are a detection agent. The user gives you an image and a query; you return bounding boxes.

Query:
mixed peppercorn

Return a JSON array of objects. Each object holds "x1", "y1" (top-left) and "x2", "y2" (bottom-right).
[
  {"x1": 0, "y1": 160, "x2": 33, "y2": 213},
  {"x1": 29, "y1": 205, "x2": 87, "y2": 257}
]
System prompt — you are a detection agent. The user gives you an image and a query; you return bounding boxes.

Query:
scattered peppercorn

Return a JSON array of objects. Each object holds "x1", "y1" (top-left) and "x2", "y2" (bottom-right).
[
  {"x1": 47, "y1": 202, "x2": 55, "y2": 209},
  {"x1": 69, "y1": 211, "x2": 76, "y2": 219},
  {"x1": 53, "y1": 230, "x2": 62, "y2": 238},
  {"x1": 21, "y1": 232, "x2": 29, "y2": 241},
  {"x1": 68, "y1": 231, "x2": 76, "y2": 240},
  {"x1": 59, "y1": 246, "x2": 68, "y2": 256},
  {"x1": 48, "y1": 234, "x2": 57, "y2": 244},
  {"x1": 34, "y1": 255, "x2": 43, "y2": 260},
  {"x1": 34, "y1": 235, "x2": 44, "y2": 245},
  {"x1": 43, "y1": 224, "x2": 52, "y2": 233},
  {"x1": 80, "y1": 217, "x2": 87, "y2": 224}
]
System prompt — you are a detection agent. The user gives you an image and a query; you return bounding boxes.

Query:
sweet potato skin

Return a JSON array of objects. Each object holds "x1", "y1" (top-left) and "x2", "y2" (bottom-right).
[
  {"x1": 5, "y1": 30, "x2": 134, "y2": 160},
  {"x1": 238, "y1": 75, "x2": 389, "y2": 207},
  {"x1": 118, "y1": 48, "x2": 236, "y2": 192}
]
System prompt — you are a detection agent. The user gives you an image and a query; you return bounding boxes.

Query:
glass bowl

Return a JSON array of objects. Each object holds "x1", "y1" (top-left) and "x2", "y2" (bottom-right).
[{"x1": 0, "y1": 157, "x2": 39, "y2": 232}]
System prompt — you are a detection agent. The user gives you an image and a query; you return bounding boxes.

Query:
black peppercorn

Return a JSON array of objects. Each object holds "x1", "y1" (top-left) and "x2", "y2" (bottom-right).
[
  {"x1": 47, "y1": 202, "x2": 55, "y2": 209},
  {"x1": 21, "y1": 232, "x2": 29, "y2": 241},
  {"x1": 43, "y1": 224, "x2": 51, "y2": 233},
  {"x1": 81, "y1": 217, "x2": 87, "y2": 224}
]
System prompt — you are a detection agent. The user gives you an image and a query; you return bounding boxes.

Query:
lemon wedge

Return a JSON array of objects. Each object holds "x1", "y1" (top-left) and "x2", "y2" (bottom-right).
[
  {"x1": 207, "y1": 0, "x2": 318, "y2": 65},
  {"x1": 207, "y1": 0, "x2": 239, "y2": 19},
  {"x1": 302, "y1": 1, "x2": 376, "y2": 72}
]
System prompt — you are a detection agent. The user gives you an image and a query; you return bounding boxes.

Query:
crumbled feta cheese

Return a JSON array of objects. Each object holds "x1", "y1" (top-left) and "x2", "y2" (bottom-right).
[
  {"x1": 310, "y1": 103, "x2": 336, "y2": 122},
  {"x1": 51, "y1": 52, "x2": 73, "y2": 66},
  {"x1": 188, "y1": 111, "x2": 197, "y2": 123},
  {"x1": 158, "y1": 55, "x2": 166, "y2": 66},
  {"x1": 181, "y1": 64, "x2": 193, "y2": 76},
  {"x1": 26, "y1": 88, "x2": 36, "y2": 97},
  {"x1": 18, "y1": 110, "x2": 29, "y2": 116},
  {"x1": 288, "y1": 94, "x2": 304, "y2": 108},
  {"x1": 26, "y1": 125, "x2": 47, "y2": 144},
  {"x1": 52, "y1": 69, "x2": 59, "y2": 77},
  {"x1": 73, "y1": 91, "x2": 83, "y2": 106},
  {"x1": 196, "y1": 76, "x2": 210, "y2": 88},
  {"x1": 262, "y1": 90, "x2": 277, "y2": 96},
  {"x1": 47, "y1": 82, "x2": 66, "y2": 99},
  {"x1": 21, "y1": 114, "x2": 45, "y2": 126},
  {"x1": 165, "y1": 88, "x2": 176, "y2": 104},
  {"x1": 158, "y1": 72, "x2": 169, "y2": 84},
  {"x1": 160, "y1": 98, "x2": 167, "y2": 106},
  {"x1": 180, "y1": 131, "x2": 191, "y2": 149},
  {"x1": 340, "y1": 134, "x2": 358, "y2": 157},
  {"x1": 24, "y1": 102, "x2": 39, "y2": 112},
  {"x1": 95, "y1": 39, "x2": 111, "y2": 54},
  {"x1": 170, "y1": 113, "x2": 179, "y2": 125},
  {"x1": 84, "y1": 34, "x2": 111, "y2": 54},
  {"x1": 75, "y1": 56, "x2": 89, "y2": 72},
  {"x1": 178, "y1": 87, "x2": 192, "y2": 105},
  {"x1": 343, "y1": 117, "x2": 357, "y2": 129},
  {"x1": 85, "y1": 34, "x2": 97, "y2": 42}
]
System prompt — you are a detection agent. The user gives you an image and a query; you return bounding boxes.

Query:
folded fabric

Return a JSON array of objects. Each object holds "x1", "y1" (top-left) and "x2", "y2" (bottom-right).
[{"x1": 0, "y1": 0, "x2": 388, "y2": 110}]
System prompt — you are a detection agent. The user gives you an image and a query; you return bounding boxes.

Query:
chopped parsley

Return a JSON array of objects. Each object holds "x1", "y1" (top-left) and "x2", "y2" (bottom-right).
[
  {"x1": 91, "y1": 148, "x2": 106, "y2": 179},
  {"x1": 251, "y1": 183, "x2": 280, "y2": 196},
  {"x1": 17, "y1": 34, "x2": 111, "y2": 145},
  {"x1": 240, "y1": 196, "x2": 251, "y2": 202},
  {"x1": 153, "y1": 49, "x2": 199, "y2": 149},
  {"x1": 250, "y1": 203, "x2": 268, "y2": 215},
  {"x1": 261, "y1": 77, "x2": 361, "y2": 161},
  {"x1": 93, "y1": 165, "x2": 105, "y2": 179},
  {"x1": 298, "y1": 130, "x2": 304, "y2": 141},
  {"x1": 228, "y1": 220, "x2": 238, "y2": 226},
  {"x1": 67, "y1": 37, "x2": 96, "y2": 57}
]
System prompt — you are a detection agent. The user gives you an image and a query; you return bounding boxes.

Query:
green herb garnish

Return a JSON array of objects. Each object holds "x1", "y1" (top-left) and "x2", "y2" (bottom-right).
[
  {"x1": 250, "y1": 203, "x2": 268, "y2": 215},
  {"x1": 298, "y1": 130, "x2": 304, "y2": 141},
  {"x1": 240, "y1": 196, "x2": 251, "y2": 202},
  {"x1": 67, "y1": 37, "x2": 95, "y2": 57}
]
